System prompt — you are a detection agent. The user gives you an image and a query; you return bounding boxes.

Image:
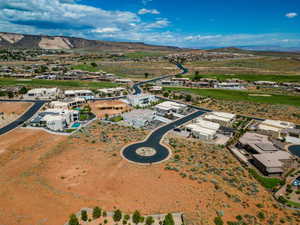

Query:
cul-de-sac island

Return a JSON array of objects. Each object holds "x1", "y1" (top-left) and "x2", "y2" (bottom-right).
[{"x1": 1, "y1": 1, "x2": 300, "y2": 225}]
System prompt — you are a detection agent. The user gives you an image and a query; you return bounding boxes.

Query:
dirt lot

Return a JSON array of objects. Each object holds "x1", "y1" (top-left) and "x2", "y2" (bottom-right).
[
  {"x1": 89, "y1": 100, "x2": 130, "y2": 119},
  {"x1": 0, "y1": 123, "x2": 298, "y2": 225},
  {"x1": 0, "y1": 102, "x2": 32, "y2": 128}
]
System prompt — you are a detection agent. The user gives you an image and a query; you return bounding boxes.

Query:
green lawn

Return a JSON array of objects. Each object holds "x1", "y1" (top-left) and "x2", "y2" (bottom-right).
[
  {"x1": 164, "y1": 87, "x2": 300, "y2": 107},
  {"x1": 248, "y1": 168, "x2": 284, "y2": 189},
  {"x1": 0, "y1": 78, "x2": 119, "y2": 89},
  {"x1": 185, "y1": 73, "x2": 300, "y2": 83}
]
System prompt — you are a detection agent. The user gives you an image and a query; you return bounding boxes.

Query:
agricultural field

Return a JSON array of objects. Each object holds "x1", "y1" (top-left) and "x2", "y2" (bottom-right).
[{"x1": 0, "y1": 78, "x2": 119, "y2": 89}]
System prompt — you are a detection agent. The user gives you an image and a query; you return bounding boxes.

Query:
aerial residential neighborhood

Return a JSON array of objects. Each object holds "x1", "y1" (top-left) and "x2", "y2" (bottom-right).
[{"x1": 1, "y1": 1, "x2": 300, "y2": 225}]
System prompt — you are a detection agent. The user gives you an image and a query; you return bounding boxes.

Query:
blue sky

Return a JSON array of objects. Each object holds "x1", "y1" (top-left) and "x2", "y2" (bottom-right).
[{"x1": 0, "y1": 0, "x2": 299, "y2": 48}]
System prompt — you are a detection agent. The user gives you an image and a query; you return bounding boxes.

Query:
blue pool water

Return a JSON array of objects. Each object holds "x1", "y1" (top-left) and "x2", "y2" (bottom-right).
[
  {"x1": 288, "y1": 145, "x2": 300, "y2": 157},
  {"x1": 72, "y1": 123, "x2": 81, "y2": 128}
]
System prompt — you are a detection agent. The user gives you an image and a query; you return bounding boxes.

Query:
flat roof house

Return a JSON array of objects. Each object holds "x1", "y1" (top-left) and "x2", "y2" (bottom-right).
[
  {"x1": 154, "y1": 101, "x2": 187, "y2": 117},
  {"x1": 185, "y1": 119, "x2": 220, "y2": 141},
  {"x1": 24, "y1": 88, "x2": 60, "y2": 100},
  {"x1": 214, "y1": 82, "x2": 246, "y2": 90},
  {"x1": 127, "y1": 94, "x2": 157, "y2": 107},
  {"x1": 123, "y1": 109, "x2": 156, "y2": 128},
  {"x1": 98, "y1": 87, "x2": 126, "y2": 96},
  {"x1": 64, "y1": 90, "x2": 94, "y2": 100},
  {"x1": 204, "y1": 111, "x2": 236, "y2": 124},
  {"x1": 30, "y1": 109, "x2": 79, "y2": 132},
  {"x1": 252, "y1": 151, "x2": 295, "y2": 176},
  {"x1": 258, "y1": 120, "x2": 295, "y2": 133},
  {"x1": 49, "y1": 97, "x2": 86, "y2": 110},
  {"x1": 239, "y1": 132, "x2": 279, "y2": 154}
]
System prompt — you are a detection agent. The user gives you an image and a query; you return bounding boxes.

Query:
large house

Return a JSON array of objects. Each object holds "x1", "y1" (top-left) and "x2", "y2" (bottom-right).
[
  {"x1": 154, "y1": 101, "x2": 188, "y2": 117},
  {"x1": 204, "y1": 111, "x2": 236, "y2": 124},
  {"x1": 258, "y1": 120, "x2": 295, "y2": 134},
  {"x1": 123, "y1": 109, "x2": 156, "y2": 128},
  {"x1": 252, "y1": 151, "x2": 295, "y2": 176},
  {"x1": 64, "y1": 90, "x2": 94, "y2": 100},
  {"x1": 214, "y1": 82, "x2": 246, "y2": 90},
  {"x1": 127, "y1": 94, "x2": 157, "y2": 107},
  {"x1": 98, "y1": 87, "x2": 126, "y2": 96},
  {"x1": 30, "y1": 109, "x2": 79, "y2": 132},
  {"x1": 24, "y1": 88, "x2": 60, "y2": 100},
  {"x1": 185, "y1": 118, "x2": 220, "y2": 141},
  {"x1": 49, "y1": 97, "x2": 86, "y2": 110}
]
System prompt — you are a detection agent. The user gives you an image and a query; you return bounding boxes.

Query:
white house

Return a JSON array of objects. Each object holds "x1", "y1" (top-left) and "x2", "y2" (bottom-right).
[
  {"x1": 204, "y1": 111, "x2": 236, "y2": 123},
  {"x1": 214, "y1": 82, "x2": 246, "y2": 90},
  {"x1": 127, "y1": 94, "x2": 157, "y2": 107},
  {"x1": 123, "y1": 109, "x2": 156, "y2": 128},
  {"x1": 64, "y1": 90, "x2": 94, "y2": 100},
  {"x1": 154, "y1": 101, "x2": 187, "y2": 116},
  {"x1": 30, "y1": 108, "x2": 79, "y2": 131},
  {"x1": 49, "y1": 97, "x2": 86, "y2": 109},
  {"x1": 98, "y1": 87, "x2": 126, "y2": 96},
  {"x1": 43, "y1": 114, "x2": 67, "y2": 131},
  {"x1": 258, "y1": 120, "x2": 295, "y2": 133},
  {"x1": 185, "y1": 118, "x2": 220, "y2": 141},
  {"x1": 24, "y1": 88, "x2": 60, "y2": 100}
]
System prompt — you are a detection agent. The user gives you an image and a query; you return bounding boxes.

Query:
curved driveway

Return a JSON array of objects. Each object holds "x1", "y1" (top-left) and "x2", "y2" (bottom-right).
[
  {"x1": 0, "y1": 100, "x2": 46, "y2": 135},
  {"x1": 122, "y1": 110, "x2": 206, "y2": 164}
]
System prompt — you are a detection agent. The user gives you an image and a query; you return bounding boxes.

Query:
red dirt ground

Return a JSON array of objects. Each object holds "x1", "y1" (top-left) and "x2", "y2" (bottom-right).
[{"x1": 0, "y1": 123, "x2": 296, "y2": 225}]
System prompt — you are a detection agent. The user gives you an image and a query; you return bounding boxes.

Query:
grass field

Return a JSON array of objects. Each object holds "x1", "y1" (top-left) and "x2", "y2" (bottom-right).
[
  {"x1": 248, "y1": 168, "x2": 284, "y2": 189},
  {"x1": 0, "y1": 78, "x2": 118, "y2": 89},
  {"x1": 185, "y1": 73, "x2": 300, "y2": 83},
  {"x1": 187, "y1": 57, "x2": 300, "y2": 72},
  {"x1": 164, "y1": 87, "x2": 300, "y2": 107}
]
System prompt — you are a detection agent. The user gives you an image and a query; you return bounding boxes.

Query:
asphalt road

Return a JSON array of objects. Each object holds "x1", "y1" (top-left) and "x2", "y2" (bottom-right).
[
  {"x1": 0, "y1": 100, "x2": 46, "y2": 135},
  {"x1": 122, "y1": 110, "x2": 206, "y2": 164}
]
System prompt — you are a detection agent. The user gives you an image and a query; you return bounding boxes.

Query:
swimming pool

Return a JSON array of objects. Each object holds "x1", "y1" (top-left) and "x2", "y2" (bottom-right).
[
  {"x1": 288, "y1": 145, "x2": 300, "y2": 158},
  {"x1": 71, "y1": 122, "x2": 81, "y2": 128}
]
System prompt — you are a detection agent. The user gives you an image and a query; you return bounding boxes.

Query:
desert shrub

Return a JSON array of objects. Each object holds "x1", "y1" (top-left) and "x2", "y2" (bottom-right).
[
  {"x1": 81, "y1": 210, "x2": 88, "y2": 221},
  {"x1": 214, "y1": 216, "x2": 224, "y2": 225},
  {"x1": 93, "y1": 206, "x2": 102, "y2": 219},
  {"x1": 69, "y1": 214, "x2": 79, "y2": 225},
  {"x1": 113, "y1": 209, "x2": 122, "y2": 222}
]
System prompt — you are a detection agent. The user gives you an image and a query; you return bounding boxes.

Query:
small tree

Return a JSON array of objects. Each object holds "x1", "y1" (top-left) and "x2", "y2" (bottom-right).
[
  {"x1": 69, "y1": 214, "x2": 79, "y2": 225},
  {"x1": 113, "y1": 209, "x2": 122, "y2": 222},
  {"x1": 163, "y1": 214, "x2": 174, "y2": 225},
  {"x1": 93, "y1": 206, "x2": 102, "y2": 219},
  {"x1": 144, "y1": 73, "x2": 149, "y2": 79},
  {"x1": 213, "y1": 216, "x2": 223, "y2": 225},
  {"x1": 185, "y1": 94, "x2": 192, "y2": 102},
  {"x1": 81, "y1": 210, "x2": 88, "y2": 221},
  {"x1": 91, "y1": 62, "x2": 98, "y2": 67},
  {"x1": 132, "y1": 210, "x2": 141, "y2": 224},
  {"x1": 146, "y1": 216, "x2": 155, "y2": 225}
]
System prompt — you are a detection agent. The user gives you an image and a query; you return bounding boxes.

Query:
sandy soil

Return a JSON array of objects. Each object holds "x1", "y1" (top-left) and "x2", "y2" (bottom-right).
[
  {"x1": 0, "y1": 123, "x2": 297, "y2": 225},
  {"x1": 0, "y1": 102, "x2": 32, "y2": 128},
  {"x1": 89, "y1": 100, "x2": 130, "y2": 119}
]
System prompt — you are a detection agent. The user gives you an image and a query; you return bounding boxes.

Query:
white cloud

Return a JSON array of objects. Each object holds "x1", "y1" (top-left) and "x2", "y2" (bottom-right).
[
  {"x1": 142, "y1": 0, "x2": 153, "y2": 5},
  {"x1": 286, "y1": 12, "x2": 298, "y2": 18},
  {"x1": 144, "y1": 18, "x2": 170, "y2": 29},
  {"x1": 138, "y1": 8, "x2": 160, "y2": 15},
  {"x1": 92, "y1": 27, "x2": 120, "y2": 33}
]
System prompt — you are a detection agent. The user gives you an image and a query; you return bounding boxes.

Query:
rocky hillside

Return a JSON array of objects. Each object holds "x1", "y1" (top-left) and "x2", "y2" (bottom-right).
[{"x1": 0, "y1": 32, "x2": 182, "y2": 51}]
